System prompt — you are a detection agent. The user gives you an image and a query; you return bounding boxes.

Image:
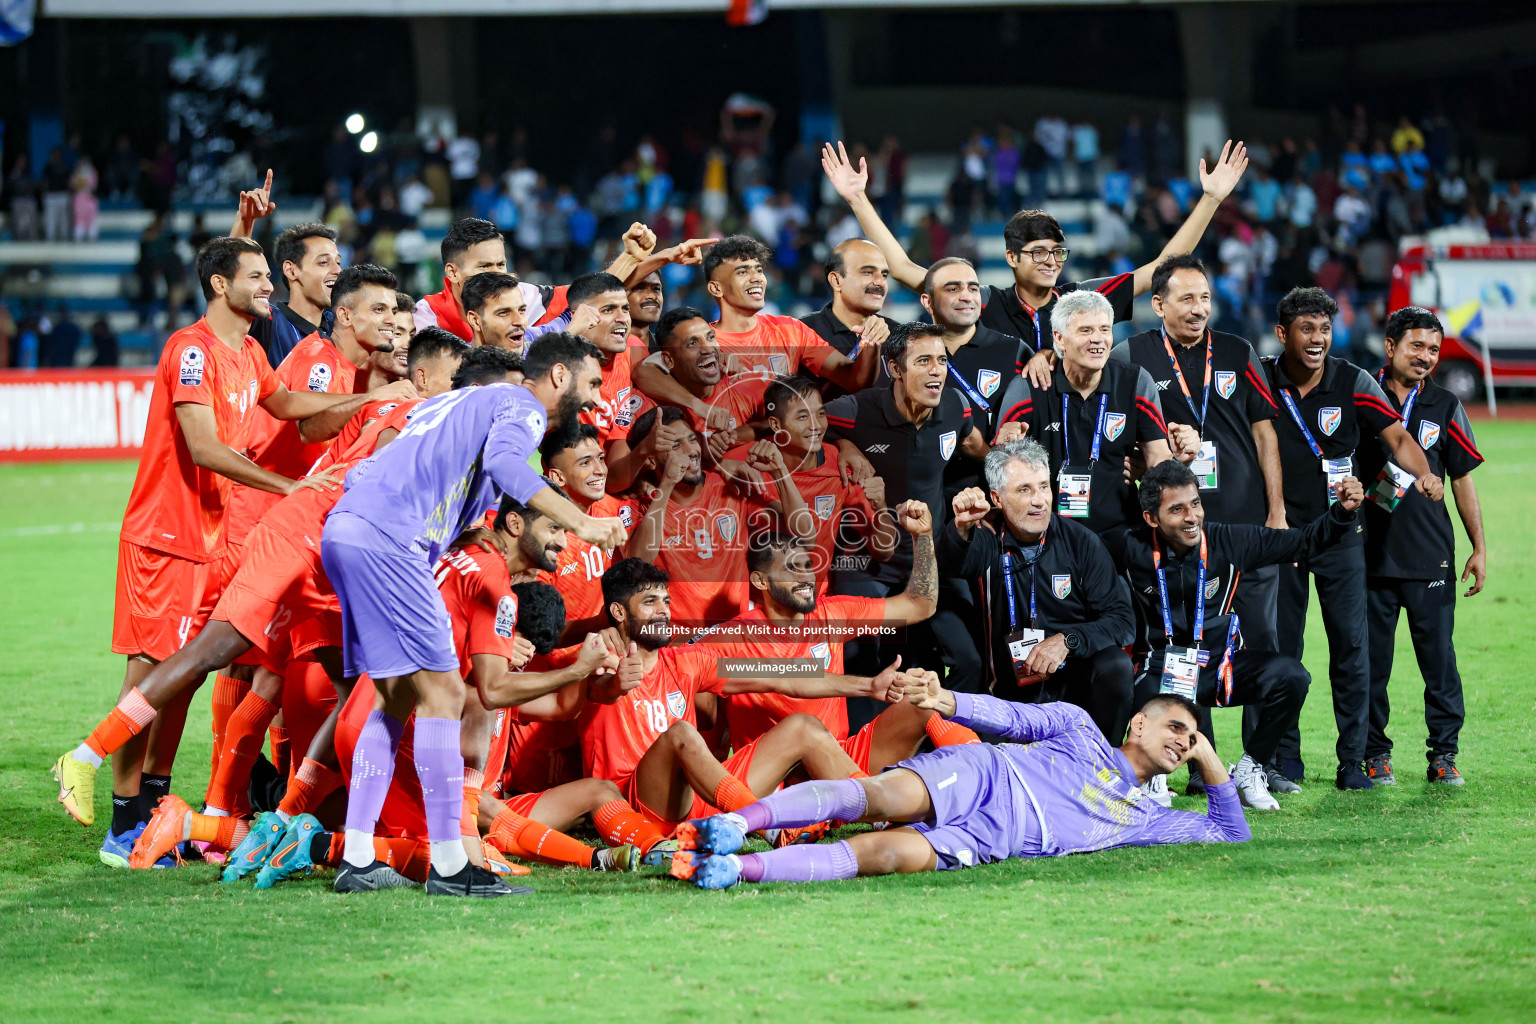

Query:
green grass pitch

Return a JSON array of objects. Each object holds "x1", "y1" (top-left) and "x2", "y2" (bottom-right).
[{"x1": 2, "y1": 423, "x2": 1534, "y2": 1023}]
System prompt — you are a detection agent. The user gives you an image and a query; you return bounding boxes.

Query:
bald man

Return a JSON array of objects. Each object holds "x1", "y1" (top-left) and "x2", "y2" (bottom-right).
[{"x1": 801, "y1": 239, "x2": 901, "y2": 399}]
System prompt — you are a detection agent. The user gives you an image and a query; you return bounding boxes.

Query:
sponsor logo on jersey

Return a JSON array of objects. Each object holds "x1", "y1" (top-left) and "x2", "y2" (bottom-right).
[
  {"x1": 1205, "y1": 576, "x2": 1221, "y2": 600},
  {"x1": 616, "y1": 393, "x2": 644, "y2": 427},
  {"x1": 815, "y1": 494, "x2": 835, "y2": 520},
  {"x1": 1418, "y1": 420, "x2": 1441, "y2": 450},
  {"x1": 307, "y1": 362, "x2": 333, "y2": 392},
  {"x1": 1052, "y1": 574, "x2": 1072, "y2": 599},
  {"x1": 494, "y1": 595, "x2": 517, "y2": 638},
  {"x1": 666, "y1": 690, "x2": 687, "y2": 719},
  {"x1": 179, "y1": 345, "x2": 206, "y2": 386},
  {"x1": 978, "y1": 369, "x2": 1001, "y2": 397},
  {"x1": 1155, "y1": 379, "x2": 1171, "y2": 391},
  {"x1": 714, "y1": 513, "x2": 738, "y2": 542},
  {"x1": 1215, "y1": 371, "x2": 1237, "y2": 399},
  {"x1": 1104, "y1": 412, "x2": 1127, "y2": 441},
  {"x1": 939, "y1": 430, "x2": 957, "y2": 460},
  {"x1": 1043, "y1": 421, "x2": 1061, "y2": 432},
  {"x1": 810, "y1": 642, "x2": 832, "y2": 669},
  {"x1": 1318, "y1": 407, "x2": 1342, "y2": 436},
  {"x1": 526, "y1": 408, "x2": 546, "y2": 432},
  {"x1": 560, "y1": 562, "x2": 580, "y2": 576},
  {"x1": 618, "y1": 505, "x2": 635, "y2": 528},
  {"x1": 376, "y1": 402, "x2": 399, "y2": 416},
  {"x1": 866, "y1": 444, "x2": 891, "y2": 454}
]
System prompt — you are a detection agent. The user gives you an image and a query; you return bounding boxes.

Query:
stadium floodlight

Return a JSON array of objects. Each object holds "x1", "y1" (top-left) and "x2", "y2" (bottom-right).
[
  {"x1": 360, "y1": 131, "x2": 379, "y2": 154},
  {"x1": 345, "y1": 113, "x2": 365, "y2": 134}
]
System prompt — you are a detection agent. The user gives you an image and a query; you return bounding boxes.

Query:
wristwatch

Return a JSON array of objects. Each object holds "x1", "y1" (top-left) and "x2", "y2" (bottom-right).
[{"x1": 1063, "y1": 632, "x2": 1080, "y2": 652}]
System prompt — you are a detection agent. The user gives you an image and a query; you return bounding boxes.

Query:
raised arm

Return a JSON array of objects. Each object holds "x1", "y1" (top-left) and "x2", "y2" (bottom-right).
[
  {"x1": 1131, "y1": 141, "x2": 1248, "y2": 296},
  {"x1": 289, "y1": 379, "x2": 418, "y2": 445},
  {"x1": 822, "y1": 141, "x2": 927, "y2": 292},
  {"x1": 230, "y1": 168, "x2": 277, "y2": 239},
  {"x1": 473, "y1": 633, "x2": 617, "y2": 709}
]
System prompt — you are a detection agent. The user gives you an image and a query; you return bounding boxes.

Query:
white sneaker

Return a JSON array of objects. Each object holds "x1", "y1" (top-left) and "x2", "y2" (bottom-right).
[
  {"x1": 1144, "y1": 773, "x2": 1172, "y2": 808},
  {"x1": 1231, "y1": 754, "x2": 1280, "y2": 810}
]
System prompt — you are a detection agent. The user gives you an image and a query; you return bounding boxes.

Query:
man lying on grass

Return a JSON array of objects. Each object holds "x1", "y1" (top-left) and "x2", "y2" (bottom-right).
[{"x1": 672, "y1": 681, "x2": 1249, "y2": 888}]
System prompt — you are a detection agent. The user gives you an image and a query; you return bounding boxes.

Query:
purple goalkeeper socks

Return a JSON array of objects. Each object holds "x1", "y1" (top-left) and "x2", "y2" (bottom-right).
[
  {"x1": 739, "y1": 839, "x2": 859, "y2": 884},
  {"x1": 737, "y1": 777, "x2": 869, "y2": 832},
  {"x1": 411, "y1": 717, "x2": 466, "y2": 846},
  {"x1": 344, "y1": 710, "x2": 404, "y2": 836}
]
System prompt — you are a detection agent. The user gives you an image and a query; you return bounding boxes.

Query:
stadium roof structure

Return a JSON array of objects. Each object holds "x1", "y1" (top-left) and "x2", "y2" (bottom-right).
[{"x1": 44, "y1": 0, "x2": 1281, "y2": 17}]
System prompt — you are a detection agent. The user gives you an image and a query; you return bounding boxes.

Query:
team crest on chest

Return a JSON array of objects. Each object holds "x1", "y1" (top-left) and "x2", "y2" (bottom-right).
[
  {"x1": 978, "y1": 369, "x2": 1002, "y2": 398},
  {"x1": 179, "y1": 346, "x2": 205, "y2": 386},
  {"x1": 769, "y1": 354, "x2": 789, "y2": 376},
  {"x1": 810, "y1": 642, "x2": 832, "y2": 669},
  {"x1": 307, "y1": 362, "x2": 333, "y2": 392},
  {"x1": 815, "y1": 494, "x2": 836, "y2": 520},
  {"x1": 1215, "y1": 371, "x2": 1237, "y2": 399},
  {"x1": 1204, "y1": 576, "x2": 1221, "y2": 600},
  {"x1": 1103, "y1": 412, "x2": 1126, "y2": 441},
  {"x1": 939, "y1": 430, "x2": 957, "y2": 460},
  {"x1": 1318, "y1": 407, "x2": 1342, "y2": 436},
  {"x1": 666, "y1": 690, "x2": 687, "y2": 719},
  {"x1": 494, "y1": 595, "x2": 517, "y2": 638},
  {"x1": 1052, "y1": 574, "x2": 1072, "y2": 599},
  {"x1": 714, "y1": 513, "x2": 738, "y2": 542},
  {"x1": 1418, "y1": 420, "x2": 1441, "y2": 449}
]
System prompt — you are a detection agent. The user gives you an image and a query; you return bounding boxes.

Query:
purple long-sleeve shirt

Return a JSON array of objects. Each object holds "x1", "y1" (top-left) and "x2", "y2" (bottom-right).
[
  {"x1": 333, "y1": 382, "x2": 549, "y2": 563},
  {"x1": 951, "y1": 693, "x2": 1251, "y2": 855}
]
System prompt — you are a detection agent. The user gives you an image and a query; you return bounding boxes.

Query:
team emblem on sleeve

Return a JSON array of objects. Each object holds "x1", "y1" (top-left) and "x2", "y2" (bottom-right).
[
  {"x1": 307, "y1": 363, "x2": 333, "y2": 392},
  {"x1": 179, "y1": 346, "x2": 205, "y2": 386},
  {"x1": 815, "y1": 494, "x2": 836, "y2": 520},
  {"x1": 616, "y1": 393, "x2": 644, "y2": 428},
  {"x1": 618, "y1": 504, "x2": 635, "y2": 528},
  {"x1": 1103, "y1": 412, "x2": 1126, "y2": 441},
  {"x1": 978, "y1": 369, "x2": 1001, "y2": 398},
  {"x1": 1418, "y1": 420, "x2": 1441, "y2": 449},
  {"x1": 1318, "y1": 407, "x2": 1342, "y2": 436},
  {"x1": 939, "y1": 430, "x2": 957, "y2": 460},
  {"x1": 494, "y1": 595, "x2": 517, "y2": 638},
  {"x1": 714, "y1": 513, "x2": 738, "y2": 542},
  {"x1": 1052, "y1": 575, "x2": 1072, "y2": 599},
  {"x1": 810, "y1": 642, "x2": 832, "y2": 669},
  {"x1": 666, "y1": 690, "x2": 687, "y2": 719},
  {"x1": 1215, "y1": 371, "x2": 1236, "y2": 399}
]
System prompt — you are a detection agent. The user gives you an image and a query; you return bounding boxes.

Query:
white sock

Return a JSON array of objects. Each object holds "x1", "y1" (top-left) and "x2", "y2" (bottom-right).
[
  {"x1": 343, "y1": 828, "x2": 376, "y2": 868},
  {"x1": 72, "y1": 743, "x2": 104, "y2": 769},
  {"x1": 431, "y1": 839, "x2": 469, "y2": 876},
  {"x1": 275, "y1": 809, "x2": 292, "y2": 824},
  {"x1": 204, "y1": 806, "x2": 229, "y2": 818}
]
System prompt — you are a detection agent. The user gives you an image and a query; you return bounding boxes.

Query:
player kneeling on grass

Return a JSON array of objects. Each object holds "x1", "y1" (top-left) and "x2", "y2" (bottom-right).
[{"x1": 674, "y1": 682, "x2": 1249, "y2": 889}]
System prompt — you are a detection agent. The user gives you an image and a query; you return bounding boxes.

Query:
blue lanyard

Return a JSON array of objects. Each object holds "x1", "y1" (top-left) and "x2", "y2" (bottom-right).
[
  {"x1": 1152, "y1": 529, "x2": 1208, "y2": 647},
  {"x1": 1377, "y1": 369, "x2": 1422, "y2": 426},
  {"x1": 1000, "y1": 547, "x2": 1042, "y2": 631},
  {"x1": 1061, "y1": 393, "x2": 1108, "y2": 465},
  {"x1": 1161, "y1": 326, "x2": 1212, "y2": 429},
  {"x1": 1279, "y1": 388, "x2": 1324, "y2": 459},
  {"x1": 946, "y1": 362, "x2": 991, "y2": 411}
]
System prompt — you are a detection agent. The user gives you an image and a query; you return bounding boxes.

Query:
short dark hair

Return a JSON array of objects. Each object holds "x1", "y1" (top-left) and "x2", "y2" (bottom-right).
[
  {"x1": 703, "y1": 235, "x2": 773, "y2": 282},
  {"x1": 746, "y1": 531, "x2": 802, "y2": 575},
  {"x1": 882, "y1": 321, "x2": 947, "y2": 373},
  {"x1": 1276, "y1": 286, "x2": 1339, "y2": 330},
  {"x1": 920, "y1": 256, "x2": 976, "y2": 297},
  {"x1": 1003, "y1": 209, "x2": 1065, "y2": 252},
  {"x1": 628, "y1": 403, "x2": 689, "y2": 449},
  {"x1": 395, "y1": 290, "x2": 415, "y2": 314},
  {"x1": 1138, "y1": 458, "x2": 1201, "y2": 516},
  {"x1": 539, "y1": 420, "x2": 600, "y2": 468},
  {"x1": 273, "y1": 222, "x2": 336, "y2": 277},
  {"x1": 461, "y1": 271, "x2": 521, "y2": 317},
  {"x1": 1150, "y1": 254, "x2": 1209, "y2": 299},
  {"x1": 331, "y1": 264, "x2": 398, "y2": 311},
  {"x1": 441, "y1": 217, "x2": 504, "y2": 266},
  {"x1": 510, "y1": 581, "x2": 567, "y2": 656},
  {"x1": 196, "y1": 236, "x2": 266, "y2": 300},
  {"x1": 1384, "y1": 305, "x2": 1444, "y2": 342},
  {"x1": 522, "y1": 331, "x2": 603, "y2": 382},
  {"x1": 763, "y1": 374, "x2": 821, "y2": 422},
  {"x1": 407, "y1": 326, "x2": 469, "y2": 376},
  {"x1": 493, "y1": 482, "x2": 564, "y2": 532},
  {"x1": 655, "y1": 306, "x2": 708, "y2": 348},
  {"x1": 451, "y1": 345, "x2": 523, "y2": 388},
  {"x1": 601, "y1": 557, "x2": 670, "y2": 621},
  {"x1": 1137, "y1": 692, "x2": 1201, "y2": 723},
  {"x1": 565, "y1": 272, "x2": 627, "y2": 309}
]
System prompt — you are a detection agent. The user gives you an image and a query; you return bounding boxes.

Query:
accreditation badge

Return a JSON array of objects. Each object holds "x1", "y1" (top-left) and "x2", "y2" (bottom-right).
[
  {"x1": 1057, "y1": 465, "x2": 1092, "y2": 518},
  {"x1": 1323, "y1": 456, "x2": 1352, "y2": 505},
  {"x1": 1368, "y1": 460, "x2": 1417, "y2": 512},
  {"x1": 1159, "y1": 647, "x2": 1202, "y2": 701},
  {"x1": 1192, "y1": 440, "x2": 1219, "y2": 490},
  {"x1": 1007, "y1": 628, "x2": 1047, "y2": 685}
]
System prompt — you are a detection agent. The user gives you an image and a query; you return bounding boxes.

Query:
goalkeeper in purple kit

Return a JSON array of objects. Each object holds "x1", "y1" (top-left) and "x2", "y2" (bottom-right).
[
  {"x1": 320, "y1": 334, "x2": 626, "y2": 898},
  {"x1": 676, "y1": 678, "x2": 1249, "y2": 889}
]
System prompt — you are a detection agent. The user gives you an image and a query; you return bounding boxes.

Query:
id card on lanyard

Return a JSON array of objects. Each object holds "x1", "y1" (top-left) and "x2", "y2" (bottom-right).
[
  {"x1": 1001, "y1": 548, "x2": 1048, "y2": 684},
  {"x1": 1058, "y1": 392, "x2": 1107, "y2": 519},
  {"x1": 1163, "y1": 328, "x2": 1218, "y2": 490},
  {"x1": 1280, "y1": 388, "x2": 1351, "y2": 506},
  {"x1": 1152, "y1": 530, "x2": 1238, "y2": 704}
]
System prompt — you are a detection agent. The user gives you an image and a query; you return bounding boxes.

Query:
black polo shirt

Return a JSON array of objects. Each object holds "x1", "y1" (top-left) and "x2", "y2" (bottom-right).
[
  {"x1": 825, "y1": 384, "x2": 974, "y2": 587},
  {"x1": 942, "y1": 324, "x2": 1026, "y2": 496},
  {"x1": 937, "y1": 513, "x2": 1134, "y2": 699},
  {"x1": 1113, "y1": 328, "x2": 1278, "y2": 526},
  {"x1": 1263, "y1": 355, "x2": 1400, "y2": 537},
  {"x1": 976, "y1": 273, "x2": 1135, "y2": 359},
  {"x1": 800, "y1": 302, "x2": 901, "y2": 400},
  {"x1": 994, "y1": 359, "x2": 1168, "y2": 535},
  {"x1": 1358, "y1": 377, "x2": 1483, "y2": 579}
]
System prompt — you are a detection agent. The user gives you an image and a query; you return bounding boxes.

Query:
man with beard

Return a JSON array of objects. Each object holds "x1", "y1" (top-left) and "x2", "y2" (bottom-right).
[
  {"x1": 800, "y1": 239, "x2": 897, "y2": 399},
  {"x1": 462, "y1": 271, "x2": 528, "y2": 352},
  {"x1": 1262, "y1": 287, "x2": 1439, "y2": 791},
  {"x1": 317, "y1": 332, "x2": 626, "y2": 897},
  {"x1": 413, "y1": 218, "x2": 556, "y2": 341},
  {"x1": 229, "y1": 171, "x2": 339, "y2": 366}
]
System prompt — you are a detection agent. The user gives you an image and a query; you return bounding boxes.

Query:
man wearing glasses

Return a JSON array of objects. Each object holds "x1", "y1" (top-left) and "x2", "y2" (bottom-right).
[{"x1": 821, "y1": 140, "x2": 1250, "y2": 388}]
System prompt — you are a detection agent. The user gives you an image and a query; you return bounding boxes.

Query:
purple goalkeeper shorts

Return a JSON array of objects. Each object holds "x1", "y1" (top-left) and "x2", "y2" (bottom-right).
[
  {"x1": 896, "y1": 742, "x2": 1037, "y2": 871},
  {"x1": 320, "y1": 510, "x2": 459, "y2": 680}
]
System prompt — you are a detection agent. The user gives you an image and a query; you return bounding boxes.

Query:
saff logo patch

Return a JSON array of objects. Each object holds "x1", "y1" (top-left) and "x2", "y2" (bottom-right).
[
  {"x1": 618, "y1": 505, "x2": 635, "y2": 528},
  {"x1": 1215, "y1": 371, "x2": 1237, "y2": 399},
  {"x1": 494, "y1": 595, "x2": 517, "y2": 638},
  {"x1": 939, "y1": 430, "x2": 957, "y2": 460},
  {"x1": 1052, "y1": 575, "x2": 1072, "y2": 599},
  {"x1": 615, "y1": 393, "x2": 644, "y2": 428},
  {"x1": 1318, "y1": 407, "x2": 1342, "y2": 436},
  {"x1": 1418, "y1": 420, "x2": 1441, "y2": 449},
  {"x1": 307, "y1": 362, "x2": 333, "y2": 392},
  {"x1": 1103, "y1": 412, "x2": 1126, "y2": 441},
  {"x1": 666, "y1": 690, "x2": 687, "y2": 719},
  {"x1": 714, "y1": 513, "x2": 738, "y2": 543},
  {"x1": 179, "y1": 345, "x2": 206, "y2": 386},
  {"x1": 978, "y1": 369, "x2": 1001, "y2": 397},
  {"x1": 810, "y1": 642, "x2": 832, "y2": 669},
  {"x1": 815, "y1": 494, "x2": 836, "y2": 520}
]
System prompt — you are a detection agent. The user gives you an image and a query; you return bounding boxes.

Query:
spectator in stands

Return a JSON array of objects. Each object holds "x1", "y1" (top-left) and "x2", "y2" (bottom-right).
[
  {"x1": 6, "y1": 154, "x2": 40, "y2": 241},
  {"x1": 71, "y1": 157, "x2": 100, "y2": 242},
  {"x1": 1151, "y1": 112, "x2": 1181, "y2": 184},
  {"x1": 43, "y1": 306, "x2": 82, "y2": 368},
  {"x1": 1035, "y1": 115, "x2": 1068, "y2": 197},
  {"x1": 448, "y1": 129, "x2": 482, "y2": 210},
  {"x1": 135, "y1": 211, "x2": 187, "y2": 331},
  {"x1": 1072, "y1": 119, "x2": 1099, "y2": 198},
  {"x1": 1118, "y1": 115, "x2": 1146, "y2": 181},
  {"x1": 991, "y1": 128, "x2": 1021, "y2": 218},
  {"x1": 42, "y1": 148, "x2": 74, "y2": 242},
  {"x1": 106, "y1": 136, "x2": 140, "y2": 202},
  {"x1": 90, "y1": 316, "x2": 119, "y2": 367}
]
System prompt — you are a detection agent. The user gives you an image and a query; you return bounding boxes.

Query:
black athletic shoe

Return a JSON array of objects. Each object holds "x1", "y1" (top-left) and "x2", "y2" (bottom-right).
[
  {"x1": 1277, "y1": 757, "x2": 1305, "y2": 785},
  {"x1": 426, "y1": 862, "x2": 532, "y2": 898},
  {"x1": 1428, "y1": 754, "x2": 1465, "y2": 786},
  {"x1": 248, "y1": 752, "x2": 286, "y2": 813},
  {"x1": 1336, "y1": 762, "x2": 1375, "y2": 790},
  {"x1": 334, "y1": 859, "x2": 419, "y2": 892},
  {"x1": 1184, "y1": 767, "x2": 1207, "y2": 797},
  {"x1": 1364, "y1": 753, "x2": 1397, "y2": 786}
]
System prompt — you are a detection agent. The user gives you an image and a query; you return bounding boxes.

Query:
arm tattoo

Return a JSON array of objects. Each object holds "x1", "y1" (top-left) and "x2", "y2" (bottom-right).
[{"x1": 909, "y1": 532, "x2": 938, "y2": 605}]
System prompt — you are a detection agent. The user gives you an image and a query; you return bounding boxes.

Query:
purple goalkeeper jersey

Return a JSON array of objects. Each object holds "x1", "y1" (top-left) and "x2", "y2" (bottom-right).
[
  {"x1": 332, "y1": 382, "x2": 549, "y2": 563},
  {"x1": 950, "y1": 693, "x2": 1250, "y2": 855}
]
